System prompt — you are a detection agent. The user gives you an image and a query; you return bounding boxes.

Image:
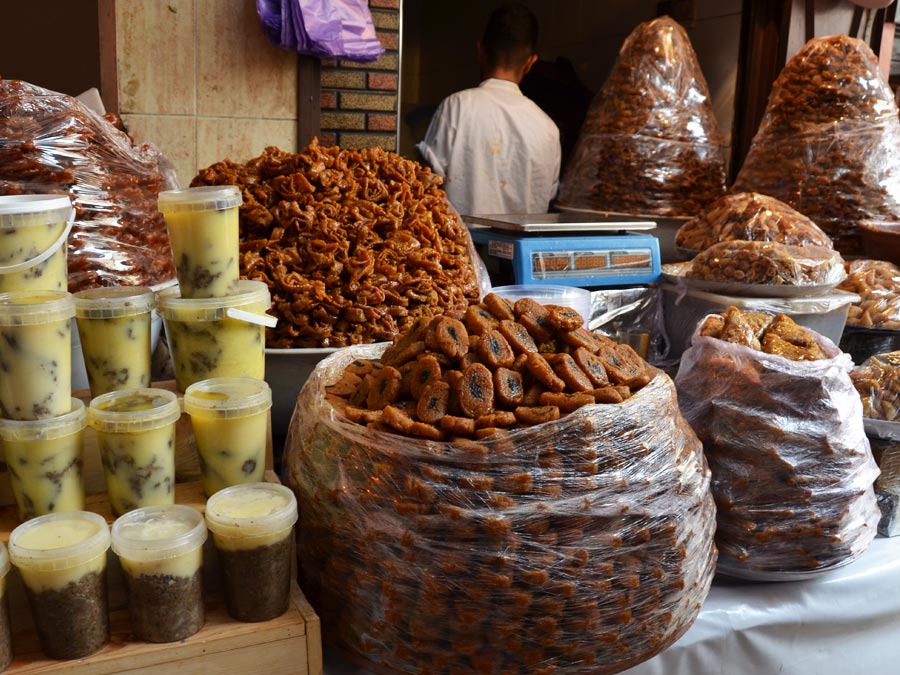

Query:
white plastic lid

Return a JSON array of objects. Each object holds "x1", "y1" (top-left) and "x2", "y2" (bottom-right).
[
  {"x1": 0, "y1": 397, "x2": 86, "y2": 442},
  {"x1": 158, "y1": 185, "x2": 242, "y2": 213},
  {"x1": 156, "y1": 280, "x2": 272, "y2": 322},
  {"x1": 0, "y1": 194, "x2": 72, "y2": 228},
  {"x1": 184, "y1": 377, "x2": 272, "y2": 419},
  {"x1": 74, "y1": 286, "x2": 153, "y2": 319},
  {"x1": 87, "y1": 388, "x2": 181, "y2": 434},
  {"x1": 9, "y1": 511, "x2": 110, "y2": 572},
  {"x1": 204, "y1": 482, "x2": 297, "y2": 540},
  {"x1": 0, "y1": 290, "x2": 75, "y2": 325},
  {"x1": 111, "y1": 504, "x2": 207, "y2": 563}
]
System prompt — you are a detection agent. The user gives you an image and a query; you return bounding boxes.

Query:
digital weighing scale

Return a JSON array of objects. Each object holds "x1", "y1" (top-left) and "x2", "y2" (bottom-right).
[{"x1": 465, "y1": 213, "x2": 661, "y2": 288}]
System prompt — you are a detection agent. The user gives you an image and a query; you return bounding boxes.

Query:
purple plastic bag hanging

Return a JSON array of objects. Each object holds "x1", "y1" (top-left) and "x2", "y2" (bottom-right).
[{"x1": 256, "y1": 0, "x2": 385, "y2": 62}]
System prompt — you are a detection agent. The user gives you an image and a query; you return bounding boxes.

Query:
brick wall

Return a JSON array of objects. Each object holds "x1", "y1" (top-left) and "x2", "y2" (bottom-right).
[{"x1": 319, "y1": 0, "x2": 400, "y2": 150}]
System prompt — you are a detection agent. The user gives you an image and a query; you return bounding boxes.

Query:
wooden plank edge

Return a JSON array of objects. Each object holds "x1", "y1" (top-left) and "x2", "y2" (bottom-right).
[
  {"x1": 293, "y1": 585, "x2": 323, "y2": 675},
  {"x1": 7, "y1": 581, "x2": 310, "y2": 675}
]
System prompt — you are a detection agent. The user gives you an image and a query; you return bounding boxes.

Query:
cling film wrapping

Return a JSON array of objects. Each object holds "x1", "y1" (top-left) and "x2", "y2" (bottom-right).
[
  {"x1": 675, "y1": 320, "x2": 880, "y2": 580},
  {"x1": 0, "y1": 78, "x2": 176, "y2": 291},
  {"x1": 284, "y1": 343, "x2": 717, "y2": 675},
  {"x1": 733, "y1": 35, "x2": 900, "y2": 254},
  {"x1": 557, "y1": 16, "x2": 726, "y2": 217},
  {"x1": 674, "y1": 192, "x2": 834, "y2": 255}
]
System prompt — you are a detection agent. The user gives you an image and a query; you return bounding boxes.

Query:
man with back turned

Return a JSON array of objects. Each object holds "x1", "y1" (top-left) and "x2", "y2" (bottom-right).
[{"x1": 417, "y1": 3, "x2": 562, "y2": 216}]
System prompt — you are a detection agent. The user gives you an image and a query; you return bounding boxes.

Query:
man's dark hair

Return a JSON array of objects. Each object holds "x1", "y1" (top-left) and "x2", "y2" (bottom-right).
[{"x1": 481, "y1": 3, "x2": 539, "y2": 71}]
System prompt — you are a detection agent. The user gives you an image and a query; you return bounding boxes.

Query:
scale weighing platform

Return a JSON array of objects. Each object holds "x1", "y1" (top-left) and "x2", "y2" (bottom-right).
[{"x1": 465, "y1": 213, "x2": 661, "y2": 288}]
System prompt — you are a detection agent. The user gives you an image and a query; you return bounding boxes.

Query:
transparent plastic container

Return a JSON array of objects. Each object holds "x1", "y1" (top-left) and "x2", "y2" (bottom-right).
[
  {"x1": 204, "y1": 482, "x2": 297, "y2": 622},
  {"x1": 8, "y1": 511, "x2": 111, "y2": 659},
  {"x1": 0, "y1": 398, "x2": 86, "y2": 521},
  {"x1": 74, "y1": 286, "x2": 153, "y2": 398},
  {"x1": 158, "y1": 185, "x2": 242, "y2": 299},
  {"x1": 87, "y1": 388, "x2": 181, "y2": 516},
  {"x1": 157, "y1": 280, "x2": 274, "y2": 391},
  {"x1": 0, "y1": 290, "x2": 75, "y2": 420},
  {"x1": 111, "y1": 504, "x2": 207, "y2": 643},
  {"x1": 490, "y1": 284, "x2": 592, "y2": 327},
  {"x1": 183, "y1": 377, "x2": 272, "y2": 496},
  {"x1": 0, "y1": 194, "x2": 72, "y2": 293}
]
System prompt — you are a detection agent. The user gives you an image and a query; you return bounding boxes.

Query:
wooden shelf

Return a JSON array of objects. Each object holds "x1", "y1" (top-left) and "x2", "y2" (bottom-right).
[
  {"x1": 0, "y1": 458, "x2": 321, "y2": 674},
  {"x1": 5, "y1": 582, "x2": 321, "y2": 675}
]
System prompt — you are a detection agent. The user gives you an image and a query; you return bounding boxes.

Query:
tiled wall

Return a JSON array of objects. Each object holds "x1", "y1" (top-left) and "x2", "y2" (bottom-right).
[{"x1": 116, "y1": 0, "x2": 298, "y2": 188}]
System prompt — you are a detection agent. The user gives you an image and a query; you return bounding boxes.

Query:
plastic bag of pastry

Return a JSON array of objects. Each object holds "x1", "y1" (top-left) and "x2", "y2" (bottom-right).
[
  {"x1": 675, "y1": 307, "x2": 880, "y2": 580},
  {"x1": 675, "y1": 192, "x2": 833, "y2": 256},
  {"x1": 733, "y1": 35, "x2": 900, "y2": 254},
  {"x1": 557, "y1": 16, "x2": 727, "y2": 217},
  {"x1": 191, "y1": 140, "x2": 489, "y2": 348},
  {"x1": 283, "y1": 295, "x2": 717, "y2": 675},
  {"x1": 0, "y1": 79, "x2": 177, "y2": 291},
  {"x1": 851, "y1": 350, "x2": 900, "y2": 421},
  {"x1": 685, "y1": 240, "x2": 845, "y2": 286},
  {"x1": 838, "y1": 260, "x2": 900, "y2": 363}
]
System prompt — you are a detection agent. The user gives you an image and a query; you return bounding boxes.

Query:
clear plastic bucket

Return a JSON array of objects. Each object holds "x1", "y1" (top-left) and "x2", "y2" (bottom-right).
[
  {"x1": 8, "y1": 511, "x2": 111, "y2": 659},
  {"x1": 0, "y1": 290, "x2": 75, "y2": 420},
  {"x1": 205, "y1": 482, "x2": 297, "y2": 622},
  {"x1": 87, "y1": 388, "x2": 181, "y2": 516},
  {"x1": 0, "y1": 194, "x2": 72, "y2": 293},
  {"x1": 158, "y1": 185, "x2": 242, "y2": 299},
  {"x1": 183, "y1": 377, "x2": 272, "y2": 496},
  {"x1": 157, "y1": 280, "x2": 273, "y2": 391},
  {"x1": 74, "y1": 286, "x2": 153, "y2": 397},
  {"x1": 0, "y1": 397, "x2": 86, "y2": 520},
  {"x1": 111, "y1": 504, "x2": 207, "y2": 642}
]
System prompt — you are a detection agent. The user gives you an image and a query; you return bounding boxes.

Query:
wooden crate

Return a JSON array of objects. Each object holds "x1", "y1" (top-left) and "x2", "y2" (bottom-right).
[{"x1": 0, "y1": 383, "x2": 321, "y2": 675}]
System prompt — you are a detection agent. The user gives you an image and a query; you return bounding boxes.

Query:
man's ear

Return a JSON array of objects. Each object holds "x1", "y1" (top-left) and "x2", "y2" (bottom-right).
[{"x1": 522, "y1": 53, "x2": 539, "y2": 76}]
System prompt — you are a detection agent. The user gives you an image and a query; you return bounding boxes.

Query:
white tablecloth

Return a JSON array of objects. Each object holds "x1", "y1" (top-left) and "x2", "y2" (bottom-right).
[{"x1": 323, "y1": 536, "x2": 900, "y2": 675}]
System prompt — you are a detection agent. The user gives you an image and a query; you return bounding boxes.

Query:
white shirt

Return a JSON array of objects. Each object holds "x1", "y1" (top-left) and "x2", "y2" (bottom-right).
[{"x1": 417, "y1": 78, "x2": 561, "y2": 216}]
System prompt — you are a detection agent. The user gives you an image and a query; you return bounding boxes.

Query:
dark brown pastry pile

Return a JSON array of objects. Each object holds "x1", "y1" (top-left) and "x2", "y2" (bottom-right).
[
  {"x1": 0, "y1": 78, "x2": 175, "y2": 291},
  {"x1": 191, "y1": 140, "x2": 482, "y2": 348},
  {"x1": 733, "y1": 35, "x2": 900, "y2": 254},
  {"x1": 558, "y1": 16, "x2": 726, "y2": 217},
  {"x1": 325, "y1": 293, "x2": 652, "y2": 440},
  {"x1": 675, "y1": 192, "x2": 833, "y2": 253}
]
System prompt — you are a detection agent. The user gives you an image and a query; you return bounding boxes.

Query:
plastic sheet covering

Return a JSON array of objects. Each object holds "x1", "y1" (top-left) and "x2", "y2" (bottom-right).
[
  {"x1": 732, "y1": 35, "x2": 900, "y2": 254},
  {"x1": 557, "y1": 16, "x2": 726, "y2": 217},
  {"x1": 323, "y1": 537, "x2": 900, "y2": 675},
  {"x1": 624, "y1": 537, "x2": 900, "y2": 675},
  {"x1": 851, "y1": 350, "x2": 900, "y2": 420},
  {"x1": 675, "y1": 318, "x2": 880, "y2": 580},
  {"x1": 675, "y1": 192, "x2": 833, "y2": 254},
  {"x1": 0, "y1": 79, "x2": 177, "y2": 292},
  {"x1": 284, "y1": 343, "x2": 717, "y2": 675},
  {"x1": 839, "y1": 259, "x2": 900, "y2": 329},
  {"x1": 660, "y1": 285, "x2": 858, "y2": 365},
  {"x1": 589, "y1": 286, "x2": 667, "y2": 365},
  {"x1": 685, "y1": 240, "x2": 845, "y2": 286}
]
